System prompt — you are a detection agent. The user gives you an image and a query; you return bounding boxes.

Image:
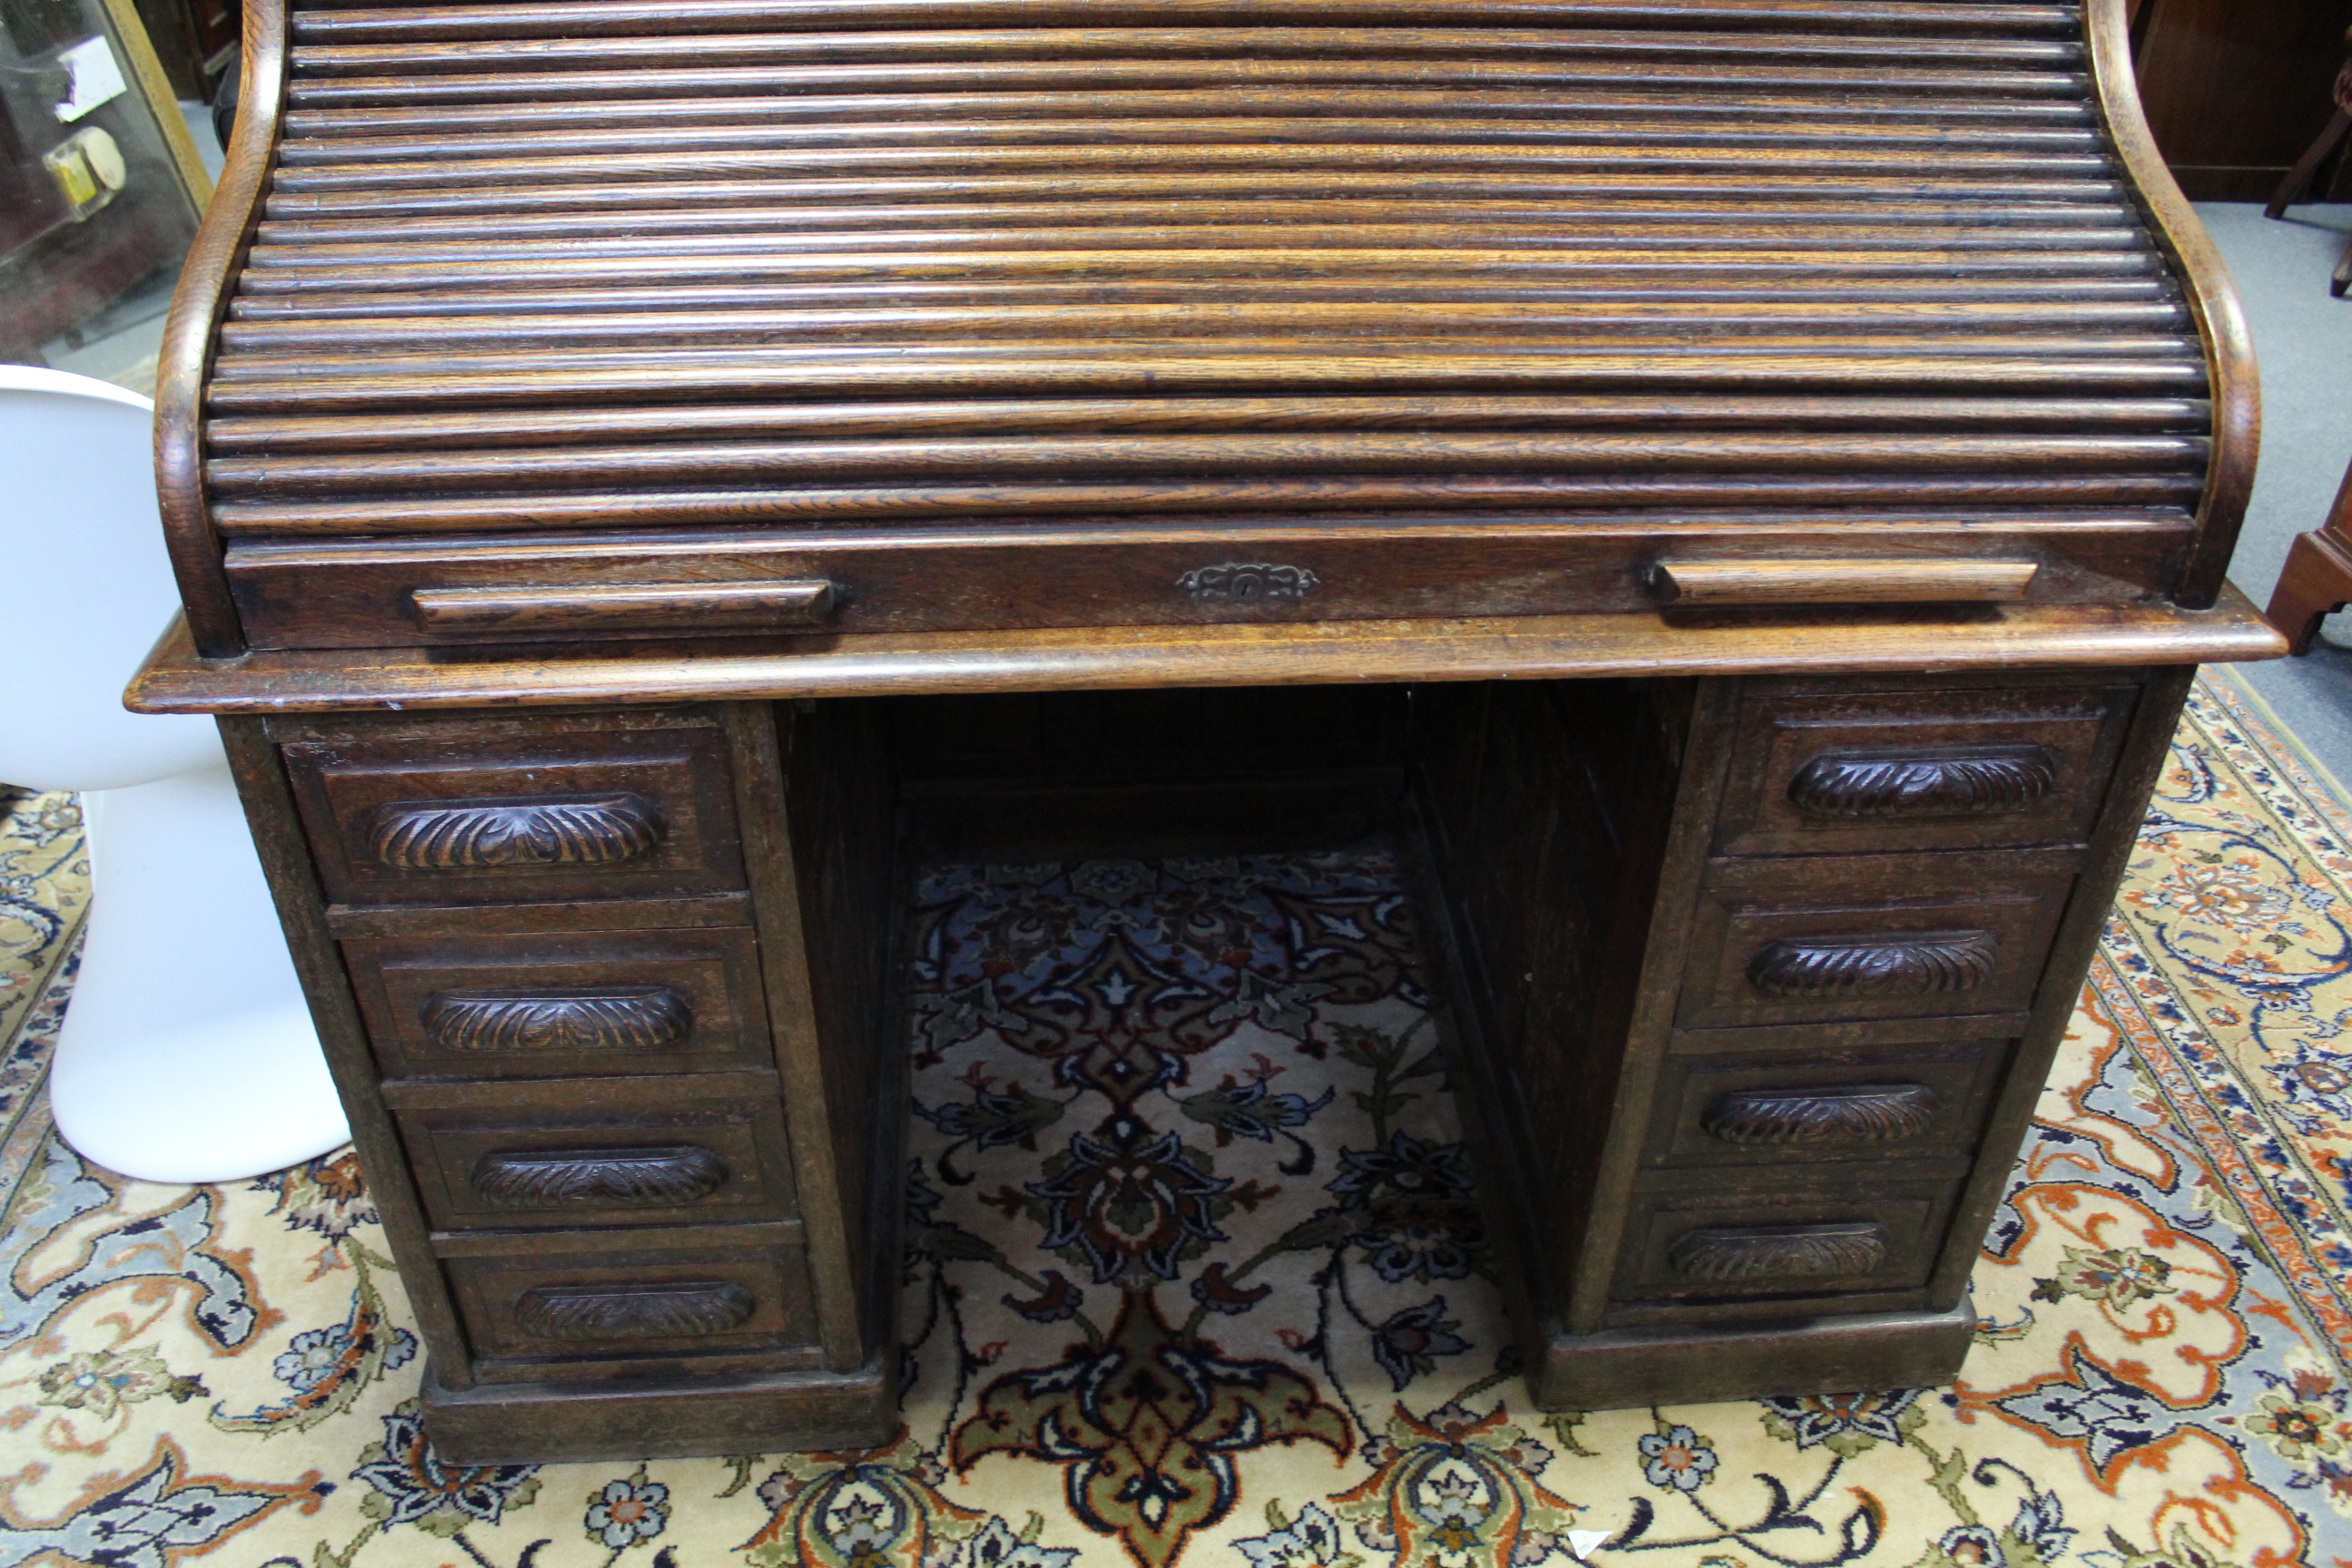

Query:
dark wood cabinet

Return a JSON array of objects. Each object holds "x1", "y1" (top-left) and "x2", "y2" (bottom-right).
[{"x1": 2132, "y1": 0, "x2": 2352, "y2": 200}]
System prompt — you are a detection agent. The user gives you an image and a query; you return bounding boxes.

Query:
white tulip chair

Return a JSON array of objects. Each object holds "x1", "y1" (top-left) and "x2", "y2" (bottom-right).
[{"x1": 0, "y1": 366, "x2": 347, "y2": 1182}]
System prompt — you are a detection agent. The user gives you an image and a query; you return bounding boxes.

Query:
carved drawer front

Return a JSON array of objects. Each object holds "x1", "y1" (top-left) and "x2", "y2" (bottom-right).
[
  {"x1": 387, "y1": 1072, "x2": 796, "y2": 1231},
  {"x1": 1644, "y1": 1033, "x2": 2010, "y2": 1168},
  {"x1": 1679, "y1": 853, "x2": 2076, "y2": 1030},
  {"x1": 444, "y1": 1228, "x2": 820, "y2": 1377},
  {"x1": 344, "y1": 926, "x2": 770, "y2": 1081},
  {"x1": 1714, "y1": 678, "x2": 2140, "y2": 857},
  {"x1": 273, "y1": 712, "x2": 741, "y2": 906},
  {"x1": 1611, "y1": 1177, "x2": 1960, "y2": 1308}
]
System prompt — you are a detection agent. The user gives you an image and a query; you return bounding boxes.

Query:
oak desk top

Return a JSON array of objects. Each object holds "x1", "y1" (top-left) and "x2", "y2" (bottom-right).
[{"x1": 128, "y1": 585, "x2": 2288, "y2": 715}]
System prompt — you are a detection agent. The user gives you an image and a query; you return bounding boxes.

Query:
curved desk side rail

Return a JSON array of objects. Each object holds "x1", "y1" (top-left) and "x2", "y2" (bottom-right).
[
  {"x1": 154, "y1": 0, "x2": 288, "y2": 659},
  {"x1": 2085, "y1": 0, "x2": 2259, "y2": 610}
]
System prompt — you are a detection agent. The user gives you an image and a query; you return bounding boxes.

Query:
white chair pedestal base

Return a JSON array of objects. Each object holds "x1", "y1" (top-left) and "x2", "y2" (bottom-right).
[
  {"x1": 2, "y1": 366, "x2": 348, "y2": 1185},
  {"x1": 47, "y1": 760, "x2": 348, "y2": 1184}
]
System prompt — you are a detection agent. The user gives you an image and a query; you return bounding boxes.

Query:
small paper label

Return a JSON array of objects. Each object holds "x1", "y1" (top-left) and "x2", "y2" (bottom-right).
[{"x1": 54, "y1": 36, "x2": 128, "y2": 123}]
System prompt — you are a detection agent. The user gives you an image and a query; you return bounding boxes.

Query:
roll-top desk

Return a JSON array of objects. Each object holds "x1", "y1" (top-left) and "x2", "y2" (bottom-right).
[{"x1": 134, "y1": 0, "x2": 2286, "y2": 1462}]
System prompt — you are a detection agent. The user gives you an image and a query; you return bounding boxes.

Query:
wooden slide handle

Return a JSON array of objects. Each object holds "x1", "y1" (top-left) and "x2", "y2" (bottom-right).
[
  {"x1": 1652, "y1": 559, "x2": 2038, "y2": 607},
  {"x1": 410, "y1": 581, "x2": 836, "y2": 634}
]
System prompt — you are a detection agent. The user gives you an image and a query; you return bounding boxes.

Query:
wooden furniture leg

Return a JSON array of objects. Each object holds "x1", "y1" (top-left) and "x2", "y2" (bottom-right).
[
  {"x1": 2267, "y1": 106, "x2": 2352, "y2": 218},
  {"x1": 2266, "y1": 460, "x2": 2352, "y2": 652}
]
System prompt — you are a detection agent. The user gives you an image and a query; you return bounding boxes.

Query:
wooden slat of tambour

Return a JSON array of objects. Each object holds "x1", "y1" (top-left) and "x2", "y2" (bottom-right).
[
  {"x1": 279, "y1": 88, "x2": 2102, "y2": 135},
  {"x1": 244, "y1": 211, "x2": 2157, "y2": 247},
  {"x1": 209, "y1": 474, "x2": 2206, "y2": 536},
  {"x1": 203, "y1": 397, "x2": 2215, "y2": 455},
  {"x1": 230, "y1": 252, "x2": 2164, "y2": 298},
  {"x1": 248, "y1": 215, "x2": 2153, "y2": 250},
  {"x1": 201, "y1": 356, "x2": 2211, "y2": 416},
  {"x1": 205, "y1": 432, "x2": 2210, "y2": 497},
  {"x1": 211, "y1": 331, "x2": 2204, "y2": 371},
  {"x1": 261, "y1": 177, "x2": 2129, "y2": 222},
  {"x1": 273, "y1": 117, "x2": 2114, "y2": 165},
  {"x1": 221, "y1": 511, "x2": 2200, "y2": 560},
  {"x1": 289, "y1": 1, "x2": 2086, "y2": 44},
  {"x1": 225, "y1": 281, "x2": 2179, "y2": 322},
  {"x1": 229, "y1": 263, "x2": 2172, "y2": 290},
  {"x1": 266, "y1": 147, "x2": 2119, "y2": 195},
  {"x1": 284, "y1": 28, "x2": 2082, "y2": 74},
  {"x1": 215, "y1": 302, "x2": 2194, "y2": 355},
  {"x1": 281, "y1": 61, "x2": 2089, "y2": 108}
]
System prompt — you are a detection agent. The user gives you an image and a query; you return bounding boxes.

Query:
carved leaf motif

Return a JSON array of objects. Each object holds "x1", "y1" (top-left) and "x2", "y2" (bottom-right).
[
  {"x1": 470, "y1": 1145, "x2": 727, "y2": 1208},
  {"x1": 1748, "y1": 931, "x2": 1996, "y2": 997},
  {"x1": 1702, "y1": 1083, "x2": 1939, "y2": 1145},
  {"x1": 1788, "y1": 746, "x2": 2061, "y2": 818},
  {"x1": 365, "y1": 793, "x2": 665, "y2": 870},
  {"x1": 1175, "y1": 563, "x2": 1320, "y2": 603},
  {"x1": 513, "y1": 1281, "x2": 754, "y2": 1339},
  {"x1": 420, "y1": 986, "x2": 692, "y2": 1053},
  {"x1": 1668, "y1": 1223, "x2": 1890, "y2": 1282}
]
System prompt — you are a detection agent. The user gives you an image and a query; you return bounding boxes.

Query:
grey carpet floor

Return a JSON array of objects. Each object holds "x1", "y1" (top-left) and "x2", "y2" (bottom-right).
[{"x1": 2195, "y1": 201, "x2": 2352, "y2": 789}]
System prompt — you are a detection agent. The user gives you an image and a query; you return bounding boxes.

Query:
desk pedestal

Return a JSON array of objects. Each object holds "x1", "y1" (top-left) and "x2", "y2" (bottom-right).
[{"x1": 212, "y1": 665, "x2": 2191, "y2": 1462}]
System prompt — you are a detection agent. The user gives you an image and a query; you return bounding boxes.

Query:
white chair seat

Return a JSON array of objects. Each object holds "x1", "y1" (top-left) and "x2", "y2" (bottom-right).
[{"x1": 1, "y1": 367, "x2": 347, "y2": 1183}]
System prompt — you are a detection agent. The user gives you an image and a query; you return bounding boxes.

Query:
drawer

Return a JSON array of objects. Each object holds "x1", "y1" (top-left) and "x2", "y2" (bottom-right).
[
  {"x1": 345, "y1": 926, "x2": 773, "y2": 1081},
  {"x1": 444, "y1": 1225, "x2": 820, "y2": 1375},
  {"x1": 387, "y1": 1073, "x2": 797, "y2": 1230},
  {"x1": 277, "y1": 712, "x2": 742, "y2": 906},
  {"x1": 1612, "y1": 1175, "x2": 1960, "y2": 1303},
  {"x1": 1679, "y1": 852, "x2": 2076, "y2": 1030},
  {"x1": 1714, "y1": 677, "x2": 2140, "y2": 857},
  {"x1": 1644, "y1": 1030, "x2": 2011, "y2": 1168}
]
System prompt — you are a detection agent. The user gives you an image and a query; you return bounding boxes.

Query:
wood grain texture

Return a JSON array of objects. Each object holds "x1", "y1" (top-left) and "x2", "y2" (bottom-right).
[
  {"x1": 724, "y1": 704, "x2": 871, "y2": 1373},
  {"x1": 152, "y1": 0, "x2": 2257, "y2": 645},
  {"x1": 1653, "y1": 558, "x2": 2038, "y2": 606},
  {"x1": 124, "y1": 591, "x2": 2288, "y2": 714},
  {"x1": 211, "y1": 718, "x2": 480, "y2": 1389},
  {"x1": 412, "y1": 581, "x2": 837, "y2": 635},
  {"x1": 1920, "y1": 663, "x2": 2198, "y2": 1308}
]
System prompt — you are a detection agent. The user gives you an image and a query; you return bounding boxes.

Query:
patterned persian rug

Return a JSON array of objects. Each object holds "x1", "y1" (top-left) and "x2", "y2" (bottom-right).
[{"x1": 2, "y1": 670, "x2": 2348, "y2": 1568}]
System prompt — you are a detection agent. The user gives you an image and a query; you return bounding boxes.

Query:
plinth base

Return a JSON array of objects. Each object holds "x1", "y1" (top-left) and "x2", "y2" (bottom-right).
[
  {"x1": 1525, "y1": 1299, "x2": 1976, "y2": 1411},
  {"x1": 420, "y1": 1356, "x2": 896, "y2": 1465}
]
